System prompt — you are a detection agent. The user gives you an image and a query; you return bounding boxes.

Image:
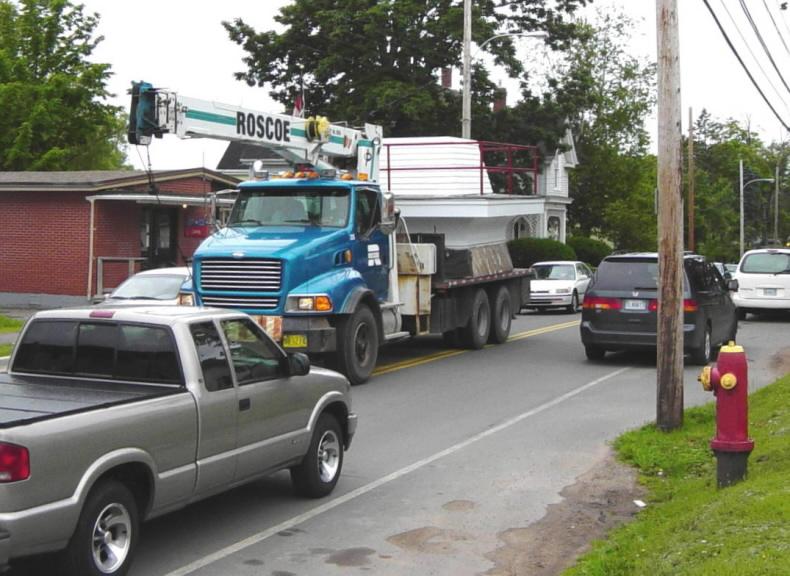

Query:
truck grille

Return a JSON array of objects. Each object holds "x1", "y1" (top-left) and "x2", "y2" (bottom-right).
[
  {"x1": 199, "y1": 258, "x2": 282, "y2": 292},
  {"x1": 200, "y1": 295, "x2": 279, "y2": 309}
]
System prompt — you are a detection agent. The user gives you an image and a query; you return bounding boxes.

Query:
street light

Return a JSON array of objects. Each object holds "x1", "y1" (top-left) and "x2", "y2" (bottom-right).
[
  {"x1": 739, "y1": 159, "x2": 775, "y2": 257},
  {"x1": 460, "y1": 18, "x2": 548, "y2": 139}
]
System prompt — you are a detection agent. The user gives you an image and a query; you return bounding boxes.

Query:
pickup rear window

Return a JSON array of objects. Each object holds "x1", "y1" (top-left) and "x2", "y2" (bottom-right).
[{"x1": 13, "y1": 320, "x2": 182, "y2": 385}]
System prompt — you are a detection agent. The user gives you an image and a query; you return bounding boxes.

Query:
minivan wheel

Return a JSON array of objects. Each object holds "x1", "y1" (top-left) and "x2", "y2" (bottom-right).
[
  {"x1": 585, "y1": 345, "x2": 606, "y2": 361},
  {"x1": 690, "y1": 326, "x2": 712, "y2": 365},
  {"x1": 736, "y1": 308, "x2": 747, "y2": 321}
]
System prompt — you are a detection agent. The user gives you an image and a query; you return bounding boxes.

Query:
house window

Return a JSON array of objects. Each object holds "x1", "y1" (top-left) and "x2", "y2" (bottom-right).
[
  {"x1": 511, "y1": 216, "x2": 534, "y2": 240},
  {"x1": 547, "y1": 216, "x2": 561, "y2": 241}
]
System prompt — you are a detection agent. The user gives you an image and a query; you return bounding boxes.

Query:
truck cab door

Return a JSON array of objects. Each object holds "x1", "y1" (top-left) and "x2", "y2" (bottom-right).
[
  {"x1": 188, "y1": 321, "x2": 238, "y2": 495},
  {"x1": 353, "y1": 187, "x2": 389, "y2": 300}
]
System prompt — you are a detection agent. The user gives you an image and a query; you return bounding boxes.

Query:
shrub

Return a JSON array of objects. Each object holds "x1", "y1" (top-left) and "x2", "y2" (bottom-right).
[
  {"x1": 507, "y1": 238, "x2": 576, "y2": 268},
  {"x1": 567, "y1": 236, "x2": 612, "y2": 267}
]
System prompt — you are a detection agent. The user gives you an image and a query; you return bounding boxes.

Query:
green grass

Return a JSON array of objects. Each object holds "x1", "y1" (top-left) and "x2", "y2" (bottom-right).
[
  {"x1": 0, "y1": 314, "x2": 23, "y2": 334},
  {"x1": 564, "y1": 375, "x2": 790, "y2": 576},
  {"x1": 0, "y1": 343, "x2": 11, "y2": 357}
]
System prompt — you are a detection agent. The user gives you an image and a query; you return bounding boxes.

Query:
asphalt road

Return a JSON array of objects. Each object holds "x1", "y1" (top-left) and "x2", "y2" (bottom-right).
[{"x1": 8, "y1": 310, "x2": 789, "y2": 576}]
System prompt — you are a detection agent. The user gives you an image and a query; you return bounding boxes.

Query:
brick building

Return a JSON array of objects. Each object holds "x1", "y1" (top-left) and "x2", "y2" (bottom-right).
[{"x1": 0, "y1": 169, "x2": 239, "y2": 308}]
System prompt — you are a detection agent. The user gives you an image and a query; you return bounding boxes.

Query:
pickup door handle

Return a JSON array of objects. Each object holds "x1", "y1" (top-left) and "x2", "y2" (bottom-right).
[{"x1": 239, "y1": 398, "x2": 251, "y2": 411}]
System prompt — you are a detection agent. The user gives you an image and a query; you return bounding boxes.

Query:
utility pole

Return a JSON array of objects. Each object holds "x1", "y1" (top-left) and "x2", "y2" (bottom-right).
[
  {"x1": 775, "y1": 163, "x2": 780, "y2": 245},
  {"x1": 656, "y1": 0, "x2": 684, "y2": 431},
  {"x1": 462, "y1": 0, "x2": 472, "y2": 139},
  {"x1": 688, "y1": 107, "x2": 695, "y2": 252}
]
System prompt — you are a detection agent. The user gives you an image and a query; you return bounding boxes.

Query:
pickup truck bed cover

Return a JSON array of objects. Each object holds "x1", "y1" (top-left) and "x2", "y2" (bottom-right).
[{"x1": 0, "y1": 374, "x2": 182, "y2": 428}]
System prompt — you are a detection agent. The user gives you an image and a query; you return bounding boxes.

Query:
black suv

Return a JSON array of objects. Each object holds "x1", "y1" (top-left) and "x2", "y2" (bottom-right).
[{"x1": 580, "y1": 253, "x2": 738, "y2": 364}]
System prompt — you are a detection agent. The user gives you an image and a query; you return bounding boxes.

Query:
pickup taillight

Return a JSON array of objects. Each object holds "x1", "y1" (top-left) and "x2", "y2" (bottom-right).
[{"x1": 0, "y1": 442, "x2": 30, "y2": 482}]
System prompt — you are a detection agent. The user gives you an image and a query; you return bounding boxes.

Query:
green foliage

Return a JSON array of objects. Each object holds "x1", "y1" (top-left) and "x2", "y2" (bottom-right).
[
  {"x1": 223, "y1": 0, "x2": 589, "y2": 138},
  {"x1": 567, "y1": 236, "x2": 611, "y2": 266},
  {"x1": 0, "y1": 344, "x2": 11, "y2": 357},
  {"x1": 507, "y1": 237, "x2": 576, "y2": 267},
  {"x1": 564, "y1": 375, "x2": 790, "y2": 576},
  {"x1": 687, "y1": 111, "x2": 786, "y2": 262},
  {"x1": 0, "y1": 0, "x2": 127, "y2": 170},
  {"x1": 0, "y1": 315, "x2": 23, "y2": 333}
]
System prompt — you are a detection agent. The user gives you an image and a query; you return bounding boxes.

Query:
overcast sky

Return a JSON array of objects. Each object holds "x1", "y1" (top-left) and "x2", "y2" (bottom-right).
[{"x1": 79, "y1": 0, "x2": 790, "y2": 171}]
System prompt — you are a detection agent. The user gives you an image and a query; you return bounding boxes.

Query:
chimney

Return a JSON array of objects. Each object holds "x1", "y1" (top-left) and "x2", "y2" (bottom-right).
[
  {"x1": 493, "y1": 87, "x2": 507, "y2": 112},
  {"x1": 441, "y1": 67, "x2": 452, "y2": 89}
]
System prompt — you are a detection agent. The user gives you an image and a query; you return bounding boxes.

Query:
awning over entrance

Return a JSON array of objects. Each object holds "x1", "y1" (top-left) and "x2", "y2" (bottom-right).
[{"x1": 85, "y1": 193, "x2": 236, "y2": 206}]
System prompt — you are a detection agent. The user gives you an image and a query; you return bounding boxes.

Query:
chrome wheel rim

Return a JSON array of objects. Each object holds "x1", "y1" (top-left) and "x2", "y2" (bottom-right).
[
  {"x1": 91, "y1": 502, "x2": 132, "y2": 574},
  {"x1": 704, "y1": 330, "x2": 711, "y2": 361},
  {"x1": 317, "y1": 429, "x2": 341, "y2": 483}
]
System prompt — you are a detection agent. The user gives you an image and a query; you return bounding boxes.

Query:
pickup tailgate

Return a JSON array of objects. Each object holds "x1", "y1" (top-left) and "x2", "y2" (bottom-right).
[{"x1": 0, "y1": 373, "x2": 179, "y2": 428}]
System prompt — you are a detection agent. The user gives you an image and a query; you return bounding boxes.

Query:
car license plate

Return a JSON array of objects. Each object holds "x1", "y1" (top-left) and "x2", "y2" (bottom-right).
[
  {"x1": 763, "y1": 288, "x2": 777, "y2": 296},
  {"x1": 283, "y1": 333, "x2": 308, "y2": 348},
  {"x1": 624, "y1": 299, "x2": 647, "y2": 311}
]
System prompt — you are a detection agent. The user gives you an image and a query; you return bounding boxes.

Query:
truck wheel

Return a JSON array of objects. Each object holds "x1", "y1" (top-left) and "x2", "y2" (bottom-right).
[
  {"x1": 337, "y1": 304, "x2": 379, "y2": 385},
  {"x1": 461, "y1": 288, "x2": 490, "y2": 349},
  {"x1": 63, "y1": 479, "x2": 139, "y2": 576},
  {"x1": 488, "y1": 285, "x2": 512, "y2": 344},
  {"x1": 291, "y1": 413, "x2": 344, "y2": 498}
]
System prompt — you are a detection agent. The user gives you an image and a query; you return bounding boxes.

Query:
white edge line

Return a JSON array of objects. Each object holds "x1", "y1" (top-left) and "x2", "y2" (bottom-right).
[{"x1": 163, "y1": 366, "x2": 631, "y2": 576}]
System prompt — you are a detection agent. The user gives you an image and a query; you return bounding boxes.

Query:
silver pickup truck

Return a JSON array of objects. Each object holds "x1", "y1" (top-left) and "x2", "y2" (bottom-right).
[{"x1": 0, "y1": 306, "x2": 356, "y2": 575}]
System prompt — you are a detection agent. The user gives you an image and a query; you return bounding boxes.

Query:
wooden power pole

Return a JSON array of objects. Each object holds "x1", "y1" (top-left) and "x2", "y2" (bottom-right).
[
  {"x1": 656, "y1": 0, "x2": 685, "y2": 431},
  {"x1": 688, "y1": 107, "x2": 695, "y2": 252}
]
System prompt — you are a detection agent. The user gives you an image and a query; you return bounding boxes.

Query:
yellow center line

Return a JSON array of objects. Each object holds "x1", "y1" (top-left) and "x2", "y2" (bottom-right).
[{"x1": 372, "y1": 319, "x2": 580, "y2": 376}]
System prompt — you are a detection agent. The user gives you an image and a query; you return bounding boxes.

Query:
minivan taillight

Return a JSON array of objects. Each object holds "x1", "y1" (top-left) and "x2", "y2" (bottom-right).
[
  {"x1": 647, "y1": 299, "x2": 698, "y2": 312},
  {"x1": 583, "y1": 296, "x2": 622, "y2": 310},
  {"x1": 0, "y1": 442, "x2": 30, "y2": 482},
  {"x1": 684, "y1": 299, "x2": 699, "y2": 312}
]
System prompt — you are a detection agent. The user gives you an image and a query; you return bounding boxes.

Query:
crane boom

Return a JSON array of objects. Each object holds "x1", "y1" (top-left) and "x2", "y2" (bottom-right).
[{"x1": 128, "y1": 81, "x2": 382, "y2": 181}]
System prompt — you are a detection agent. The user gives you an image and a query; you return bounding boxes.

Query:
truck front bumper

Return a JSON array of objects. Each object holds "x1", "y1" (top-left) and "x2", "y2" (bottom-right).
[{"x1": 281, "y1": 317, "x2": 337, "y2": 354}]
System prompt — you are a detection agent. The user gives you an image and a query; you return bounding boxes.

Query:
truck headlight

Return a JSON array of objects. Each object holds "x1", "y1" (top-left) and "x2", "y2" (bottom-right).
[
  {"x1": 288, "y1": 294, "x2": 333, "y2": 312},
  {"x1": 177, "y1": 292, "x2": 195, "y2": 306}
]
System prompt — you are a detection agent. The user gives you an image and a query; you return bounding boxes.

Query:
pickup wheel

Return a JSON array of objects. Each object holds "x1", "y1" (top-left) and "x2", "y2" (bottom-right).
[
  {"x1": 337, "y1": 304, "x2": 379, "y2": 385},
  {"x1": 488, "y1": 285, "x2": 512, "y2": 344},
  {"x1": 64, "y1": 479, "x2": 139, "y2": 576},
  {"x1": 461, "y1": 288, "x2": 491, "y2": 349},
  {"x1": 291, "y1": 413, "x2": 344, "y2": 498}
]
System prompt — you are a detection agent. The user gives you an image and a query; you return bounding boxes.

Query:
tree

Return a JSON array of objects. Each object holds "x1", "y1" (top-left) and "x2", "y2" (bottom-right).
[
  {"x1": 223, "y1": 0, "x2": 590, "y2": 137},
  {"x1": 556, "y1": 10, "x2": 657, "y2": 240},
  {"x1": 0, "y1": 0, "x2": 127, "y2": 170}
]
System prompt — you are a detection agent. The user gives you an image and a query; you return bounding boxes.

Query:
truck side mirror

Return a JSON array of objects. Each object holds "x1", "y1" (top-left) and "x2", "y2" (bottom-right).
[
  {"x1": 287, "y1": 352, "x2": 311, "y2": 376},
  {"x1": 379, "y1": 190, "x2": 397, "y2": 235}
]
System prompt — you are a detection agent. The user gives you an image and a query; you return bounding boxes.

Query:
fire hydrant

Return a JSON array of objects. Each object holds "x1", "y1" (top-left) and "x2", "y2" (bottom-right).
[{"x1": 698, "y1": 342, "x2": 754, "y2": 488}]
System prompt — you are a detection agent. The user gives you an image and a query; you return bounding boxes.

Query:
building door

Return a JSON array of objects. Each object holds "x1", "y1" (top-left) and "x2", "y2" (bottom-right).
[{"x1": 141, "y1": 206, "x2": 178, "y2": 269}]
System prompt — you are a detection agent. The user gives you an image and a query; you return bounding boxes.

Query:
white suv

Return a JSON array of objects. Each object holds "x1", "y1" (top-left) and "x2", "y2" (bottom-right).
[{"x1": 732, "y1": 248, "x2": 790, "y2": 319}]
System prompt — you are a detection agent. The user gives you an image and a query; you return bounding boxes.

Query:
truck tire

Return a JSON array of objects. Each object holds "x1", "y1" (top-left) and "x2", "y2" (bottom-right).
[
  {"x1": 488, "y1": 285, "x2": 512, "y2": 344},
  {"x1": 291, "y1": 413, "x2": 344, "y2": 498},
  {"x1": 442, "y1": 328, "x2": 463, "y2": 348},
  {"x1": 337, "y1": 304, "x2": 378, "y2": 385},
  {"x1": 63, "y1": 479, "x2": 139, "y2": 576},
  {"x1": 461, "y1": 288, "x2": 490, "y2": 349}
]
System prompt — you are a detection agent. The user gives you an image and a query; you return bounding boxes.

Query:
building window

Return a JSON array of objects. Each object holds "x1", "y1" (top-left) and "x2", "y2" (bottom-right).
[
  {"x1": 547, "y1": 216, "x2": 561, "y2": 241},
  {"x1": 511, "y1": 216, "x2": 535, "y2": 240}
]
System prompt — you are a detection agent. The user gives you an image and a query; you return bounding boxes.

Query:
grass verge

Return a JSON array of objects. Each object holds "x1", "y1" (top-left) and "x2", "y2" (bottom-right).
[
  {"x1": 0, "y1": 314, "x2": 23, "y2": 334},
  {"x1": 0, "y1": 343, "x2": 11, "y2": 357},
  {"x1": 564, "y1": 374, "x2": 789, "y2": 576}
]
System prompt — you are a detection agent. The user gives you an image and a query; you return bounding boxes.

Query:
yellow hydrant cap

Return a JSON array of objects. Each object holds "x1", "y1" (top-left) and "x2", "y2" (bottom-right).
[
  {"x1": 720, "y1": 341, "x2": 744, "y2": 353},
  {"x1": 720, "y1": 372, "x2": 738, "y2": 390},
  {"x1": 698, "y1": 366, "x2": 712, "y2": 391}
]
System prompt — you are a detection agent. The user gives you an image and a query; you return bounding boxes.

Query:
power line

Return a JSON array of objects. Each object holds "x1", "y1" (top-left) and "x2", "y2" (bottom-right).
[
  {"x1": 739, "y1": 0, "x2": 790, "y2": 96},
  {"x1": 702, "y1": 0, "x2": 790, "y2": 131},
  {"x1": 761, "y1": 0, "x2": 790, "y2": 55},
  {"x1": 717, "y1": 0, "x2": 790, "y2": 112}
]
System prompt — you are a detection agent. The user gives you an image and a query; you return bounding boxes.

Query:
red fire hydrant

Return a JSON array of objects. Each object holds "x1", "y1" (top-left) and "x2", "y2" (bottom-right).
[{"x1": 698, "y1": 342, "x2": 754, "y2": 488}]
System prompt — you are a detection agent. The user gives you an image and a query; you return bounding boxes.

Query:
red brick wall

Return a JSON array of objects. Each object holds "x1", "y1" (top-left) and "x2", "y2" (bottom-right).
[
  {"x1": 0, "y1": 191, "x2": 90, "y2": 296},
  {"x1": 0, "y1": 175, "x2": 229, "y2": 298}
]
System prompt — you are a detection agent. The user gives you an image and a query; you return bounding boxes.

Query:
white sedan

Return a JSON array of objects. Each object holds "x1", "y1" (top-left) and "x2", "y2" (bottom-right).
[
  {"x1": 102, "y1": 267, "x2": 194, "y2": 306},
  {"x1": 527, "y1": 261, "x2": 594, "y2": 313}
]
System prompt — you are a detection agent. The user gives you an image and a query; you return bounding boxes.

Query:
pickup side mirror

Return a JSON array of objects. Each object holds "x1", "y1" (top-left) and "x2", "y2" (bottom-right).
[
  {"x1": 287, "y1": 352, "x2": 311, "y2": 377},
  {"x1": 728, "y1": 278, "x2": 739, "y2": 292}
]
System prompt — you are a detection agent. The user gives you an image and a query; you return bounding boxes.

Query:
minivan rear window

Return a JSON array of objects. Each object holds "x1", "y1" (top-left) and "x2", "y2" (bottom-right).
[
  {"x1": 592, "y1": 259, "x2": 660, "y2": 291},
  {"x1": 740, "y1": 252, "x2": 790, "y2": 274}
]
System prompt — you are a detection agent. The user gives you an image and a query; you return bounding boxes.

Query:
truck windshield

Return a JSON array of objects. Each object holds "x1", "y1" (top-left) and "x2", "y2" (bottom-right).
[{"x1": 228, "y1": 188, "x2": 350, "y2": 228}]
